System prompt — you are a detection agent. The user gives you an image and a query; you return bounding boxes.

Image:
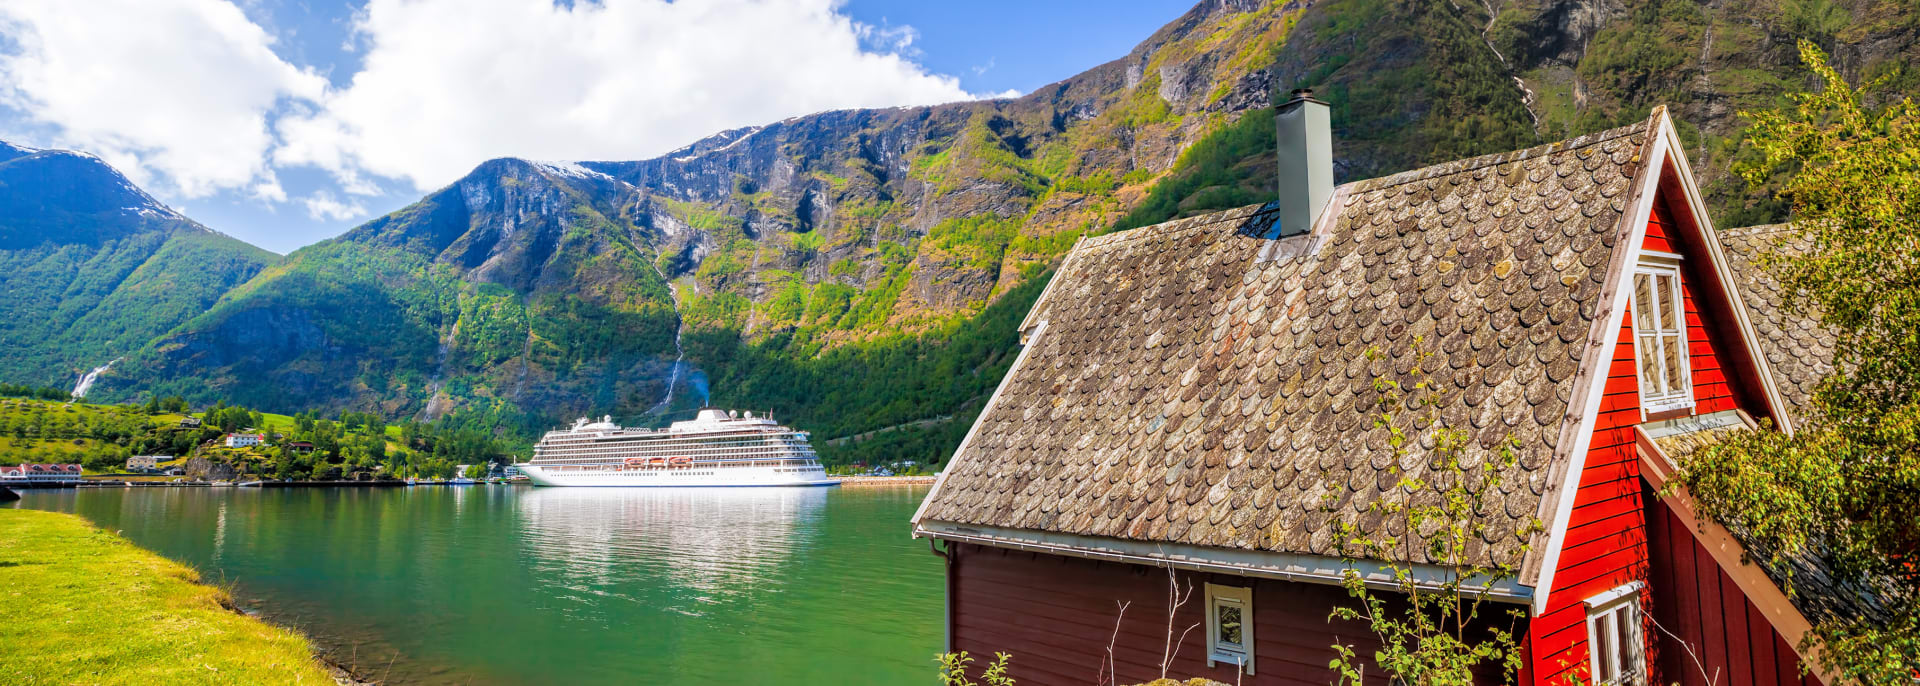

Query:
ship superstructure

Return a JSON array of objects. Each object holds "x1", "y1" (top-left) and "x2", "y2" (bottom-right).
[{"x1": 521, "y1": 408, "x2": 837, "y2": 487}]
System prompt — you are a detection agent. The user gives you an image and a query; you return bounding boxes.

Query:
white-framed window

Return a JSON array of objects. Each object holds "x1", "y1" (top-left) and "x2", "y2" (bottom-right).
[
  {"x1": 1585, "y1": 582, "x2": 1646, "y2": 686},
  {"x1": 1630, "y1": 256, "x2": 1692, "y2": 413},
  {"x1": 1204, "y1": 583, "x2": 1254, "y2": 674}
]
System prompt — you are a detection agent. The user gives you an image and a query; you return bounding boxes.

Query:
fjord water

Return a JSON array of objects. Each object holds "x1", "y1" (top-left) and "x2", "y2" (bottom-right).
[{"x1": 9, "y1": 485, "x2": 941, "y2": 684}]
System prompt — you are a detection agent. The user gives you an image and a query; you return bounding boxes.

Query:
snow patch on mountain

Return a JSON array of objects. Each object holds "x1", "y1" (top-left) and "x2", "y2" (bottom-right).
[{"x1": 527, "y1": 159, "x2": 628, "y2": 187}]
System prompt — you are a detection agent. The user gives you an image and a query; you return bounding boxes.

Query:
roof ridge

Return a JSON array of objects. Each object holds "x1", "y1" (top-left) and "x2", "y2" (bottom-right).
[
  {"x1": 1355, "y1": 118, "x2": 1650, "y2": 194},
  {"x1": 1067, "y1": 114, "x2": 1654, "y2": 259},
  {"x1": 1076, "y1": 202, "x2": 1275, "y2": 252}
]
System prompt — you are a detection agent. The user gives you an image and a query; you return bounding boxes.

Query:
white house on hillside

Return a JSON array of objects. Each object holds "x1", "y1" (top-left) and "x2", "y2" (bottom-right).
[{"x1": 224, "y1": 433, "x2": 263, "y2": 448}]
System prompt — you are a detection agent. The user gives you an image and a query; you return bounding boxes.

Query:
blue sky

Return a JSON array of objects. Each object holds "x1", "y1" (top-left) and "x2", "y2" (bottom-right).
[{"x1": 0, "y1": 0, "x2": 1194, "y2": 253}]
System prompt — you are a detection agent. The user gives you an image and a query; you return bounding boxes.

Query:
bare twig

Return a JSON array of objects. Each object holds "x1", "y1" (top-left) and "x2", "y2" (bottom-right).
[
  {"x1": 1159, "y1": 562, "x2": 1202, "y2": 679},
  {"x1": 1099, "y1": 600, "x2": 1130, "y2": 686},
  {"x1": 1645, "y1": 610, "x2": 1719, "y2": 686}
]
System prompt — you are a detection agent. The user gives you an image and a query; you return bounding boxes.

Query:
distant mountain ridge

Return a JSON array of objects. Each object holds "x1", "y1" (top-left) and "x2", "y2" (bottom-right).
[
  {"x1": 0, "y1": 142, "x2": 276, "y2": 391},
  {"x1": 6, "y1": 0, "x2": 1907, "y2": 460}
]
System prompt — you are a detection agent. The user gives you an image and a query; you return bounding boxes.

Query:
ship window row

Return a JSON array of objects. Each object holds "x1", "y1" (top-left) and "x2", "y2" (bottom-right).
[
  {"x1": 535, "y1": 451, "x2": 813, "y2": 460},
  {"x1": 538, "y1": 440, "x2": 810, "y2": 451},
  {"x1": 541, "y1": 457, "x2": 817, "y2": 466},
  {"x1": 541, "y1": 433, "x2": 801, "y2": 445},
  {"x1": 536, "y1": 439, "x2": 810, "y2": 451},
  {"x1": 535, "y1": 448, "x2": 815, "y2": 459}
]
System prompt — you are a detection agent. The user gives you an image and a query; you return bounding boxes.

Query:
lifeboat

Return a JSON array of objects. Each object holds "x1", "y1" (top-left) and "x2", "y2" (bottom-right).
[
  {"x1": 624, "y1": 458, "x2": 645, "y2": 468},
  {"x1": 649, "y1": 457, "x2": 668, "y2": 466},
  {"x1": 668, "y1": 456, "x2": 692, "y2": 467}
]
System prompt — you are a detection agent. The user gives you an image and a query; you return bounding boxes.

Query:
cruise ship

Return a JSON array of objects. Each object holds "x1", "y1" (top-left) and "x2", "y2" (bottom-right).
[{"x1": 520, "y1": 409, "x2": 838, "y2": 487}]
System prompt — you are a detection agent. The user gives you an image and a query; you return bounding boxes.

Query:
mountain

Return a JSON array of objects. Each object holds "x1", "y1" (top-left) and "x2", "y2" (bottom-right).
[
  {"x1": 94, "y1": 0, "x2": 1917, "y2": 459},
  {"x1": 0, "y1": 143, "x2": 277, "y2": 392},
  {"x1": 112, "y1": 158, "x2": 678, "y2": 422}
]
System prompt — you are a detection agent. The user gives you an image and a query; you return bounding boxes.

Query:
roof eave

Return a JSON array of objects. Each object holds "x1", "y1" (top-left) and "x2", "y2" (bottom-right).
[{"x1": 915, "y1": 519, "x2": 1536, "y2": 604}]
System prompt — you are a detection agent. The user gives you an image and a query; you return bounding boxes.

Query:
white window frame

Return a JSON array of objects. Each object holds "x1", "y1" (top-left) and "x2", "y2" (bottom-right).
[
  {"x1": 1629, "y1": 255, "x2": 1693, "y2": 414},
  {"x1": 1584, "y1": 581, "x2": 1646, "y2": 686},
  {"x1": 1204, "y1": 583, "x2": 1254, "y2": 675}
]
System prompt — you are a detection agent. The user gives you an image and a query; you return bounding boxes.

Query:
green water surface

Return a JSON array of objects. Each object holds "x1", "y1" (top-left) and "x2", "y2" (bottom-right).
[{"x1": 9, "y1": 485, "x2": 942, "y2": 685}]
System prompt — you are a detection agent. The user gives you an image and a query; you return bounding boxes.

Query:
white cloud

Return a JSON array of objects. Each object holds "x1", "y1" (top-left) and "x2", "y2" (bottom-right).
[
  {"x1": 249, "y1": 175, "x2": 288, "y2": 204},
  {"x1": 0, "y1": 0, "x2": 325, "y2": 198},
  {"x1": 301, "y1": 190, "x2": 364, "y2": 221},
  {"x1": 0, "y1": 0, "x2": 994, "y2": 228},
  {"x1": 275, "y1": 0, "x2": 983, "y2": 191}
]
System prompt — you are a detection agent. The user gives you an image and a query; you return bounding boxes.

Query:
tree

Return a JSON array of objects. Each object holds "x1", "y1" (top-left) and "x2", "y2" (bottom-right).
[
  {"x1": 1327, "y1": 347, "x2": 1536, "y2": 685},
  {"x1": 1682, "y1": 39, "x2": 1920, "y2": 684}
]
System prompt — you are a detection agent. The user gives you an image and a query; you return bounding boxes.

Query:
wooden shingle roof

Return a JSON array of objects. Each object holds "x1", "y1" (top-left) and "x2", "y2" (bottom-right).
[{"x1": 917, "y1": 117, "x2": 1656, "y2": 569}]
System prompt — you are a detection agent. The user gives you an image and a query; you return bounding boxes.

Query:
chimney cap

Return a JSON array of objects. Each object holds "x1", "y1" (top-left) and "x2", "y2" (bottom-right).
[{"x1": 1282, "y1": 88, "x2": 1327, "y2": 107}]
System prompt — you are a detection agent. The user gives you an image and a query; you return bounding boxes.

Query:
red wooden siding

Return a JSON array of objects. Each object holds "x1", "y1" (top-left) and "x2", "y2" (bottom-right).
[
  {"x1": 1645, "y1": 498, "x2": 1822, "y2": 686},
  {"x1": 948, "y1": 542, "x2": 1407, "y2": 685}
]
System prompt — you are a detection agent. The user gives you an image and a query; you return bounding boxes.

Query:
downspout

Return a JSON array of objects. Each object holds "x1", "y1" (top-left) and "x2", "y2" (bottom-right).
[{"x1": 930, "y1": 538, "x2": 954, "y2": 653}]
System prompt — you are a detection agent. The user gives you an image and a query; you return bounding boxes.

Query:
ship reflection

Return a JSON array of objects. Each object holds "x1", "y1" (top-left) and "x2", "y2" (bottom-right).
[{"x1": 514, "y1": 487, "x2": 830, "y2": 610}]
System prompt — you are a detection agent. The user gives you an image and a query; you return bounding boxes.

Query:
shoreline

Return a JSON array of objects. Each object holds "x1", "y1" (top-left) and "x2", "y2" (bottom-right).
[
  {"x1": 0, "y1": 508, "x2": 346, "y2": 684},
  {"x1": 835, "y1": 475, "x2": 937, "y2": 486}
]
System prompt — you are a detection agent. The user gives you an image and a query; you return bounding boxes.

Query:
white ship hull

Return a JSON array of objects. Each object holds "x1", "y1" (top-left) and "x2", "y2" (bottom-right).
[
  {"x1": 526, "y1": 408, "x2": 837, "y2": 488},
  {"x1": 520, "y1": 464, "x2": 838, "y2": 488}
]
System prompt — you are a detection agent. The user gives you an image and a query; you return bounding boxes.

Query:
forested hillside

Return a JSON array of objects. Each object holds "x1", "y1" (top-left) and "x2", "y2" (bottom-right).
[
  {"x1": 65, "y1": 0, "x2": 1920, "y2": 465},
  {"x1": 0, "y1": 143, "x2": 278, "y2": 391}
]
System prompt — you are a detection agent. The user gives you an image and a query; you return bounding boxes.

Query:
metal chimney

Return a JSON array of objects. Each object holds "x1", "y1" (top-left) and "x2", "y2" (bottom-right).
[{"x1": 1275, "y1": 88, "x2": 1332, "y2": 237}]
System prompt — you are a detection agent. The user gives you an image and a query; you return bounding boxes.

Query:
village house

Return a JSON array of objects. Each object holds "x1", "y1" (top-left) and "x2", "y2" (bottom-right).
[
  {"x1": 0, "y1": 463, "x2": 83, "y2": 483},
  {"x1": 178, "y1": 415, "x2": 201, "y2": 428},
  {"x1": 913, "y1": 94, "x2": 1865, "y2": 685},
  {"x1": 126, "y1": 455, "x2": 168, "y2": 472},
  {"x1": 286, "y1": 441, "x2": 316, "y2": 454},
  {"x1": 224, "y1": 432, "x2": 264, "y2": 448}
]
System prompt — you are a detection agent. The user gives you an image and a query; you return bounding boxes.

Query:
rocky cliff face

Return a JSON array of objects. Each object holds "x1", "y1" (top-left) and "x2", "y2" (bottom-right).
[{"x1": 93, "y1": 0, "x2": 1917, "y2": 444}]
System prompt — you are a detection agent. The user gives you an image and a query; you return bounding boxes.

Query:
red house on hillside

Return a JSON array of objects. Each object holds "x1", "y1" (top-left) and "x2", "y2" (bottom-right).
[{"x1": 913, "y1": 96, "x2": 1872, "y2": 685}]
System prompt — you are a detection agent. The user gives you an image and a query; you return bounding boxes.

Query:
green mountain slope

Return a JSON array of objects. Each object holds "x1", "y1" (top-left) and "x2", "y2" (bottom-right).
[
  {"x1": 91, "y1": 0, "x2": 1916, "y2": 462},
  {"x1": 109, "y1": 159, "x2": 678, "y2": 425},
  {"x1": 0, "y1": 145, "x2": 277, "y2": 391}
]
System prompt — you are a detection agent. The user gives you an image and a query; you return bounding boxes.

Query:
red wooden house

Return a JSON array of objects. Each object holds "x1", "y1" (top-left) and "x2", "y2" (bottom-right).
[{"x1": 913, "y1": 95, "x2": 1870, "y2": 685}]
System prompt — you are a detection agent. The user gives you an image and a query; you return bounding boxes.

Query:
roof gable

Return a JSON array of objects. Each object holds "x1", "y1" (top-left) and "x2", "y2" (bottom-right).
[{"x1": 917, "y1": 115, "x2": 1657, "y2": 573}]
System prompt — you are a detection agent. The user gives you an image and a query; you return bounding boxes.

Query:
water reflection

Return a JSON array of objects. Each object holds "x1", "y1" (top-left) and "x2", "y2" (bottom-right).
[{"x1": 516, "y1": 487, "x2": 829, "y2": 613}]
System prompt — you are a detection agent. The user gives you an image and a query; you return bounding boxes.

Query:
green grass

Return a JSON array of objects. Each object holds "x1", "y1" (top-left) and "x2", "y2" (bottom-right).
[{"x1": 0, "y1": 509, "x2": 335, "y2": 685}]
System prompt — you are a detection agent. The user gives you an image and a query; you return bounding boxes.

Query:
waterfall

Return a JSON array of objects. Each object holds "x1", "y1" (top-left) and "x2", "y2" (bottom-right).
[
  {"x1": 71, "y1": 358, "x2": 120, "y2": 399},
  {"x1": 645, "y1": 247, "x2": 689, "y2": 415}
]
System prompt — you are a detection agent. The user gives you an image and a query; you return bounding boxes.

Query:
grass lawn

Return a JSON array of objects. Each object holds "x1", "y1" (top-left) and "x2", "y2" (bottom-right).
[{"x1": 0, "y1": 509, "x2": 336, "y2": 685}]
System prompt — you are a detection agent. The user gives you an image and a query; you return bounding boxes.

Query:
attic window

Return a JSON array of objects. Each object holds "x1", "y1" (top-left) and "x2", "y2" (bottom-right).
[{"x1": 1630, "y1": 257, "x2": 1692, "y2": 414}]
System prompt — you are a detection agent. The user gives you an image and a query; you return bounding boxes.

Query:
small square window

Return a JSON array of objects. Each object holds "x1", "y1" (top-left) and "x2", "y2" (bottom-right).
[
  {"x1": 1585, "y1": 582, "x2": 1645, "y2": 686},
  {"x1": 1204, "y1": 583, "x2": 1254, "y2": 675}
]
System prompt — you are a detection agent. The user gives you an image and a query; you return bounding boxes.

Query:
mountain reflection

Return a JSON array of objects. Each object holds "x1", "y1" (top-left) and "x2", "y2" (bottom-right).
[{"x1": 514, "y1": 487, "x2": 831, "y2": 603}]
